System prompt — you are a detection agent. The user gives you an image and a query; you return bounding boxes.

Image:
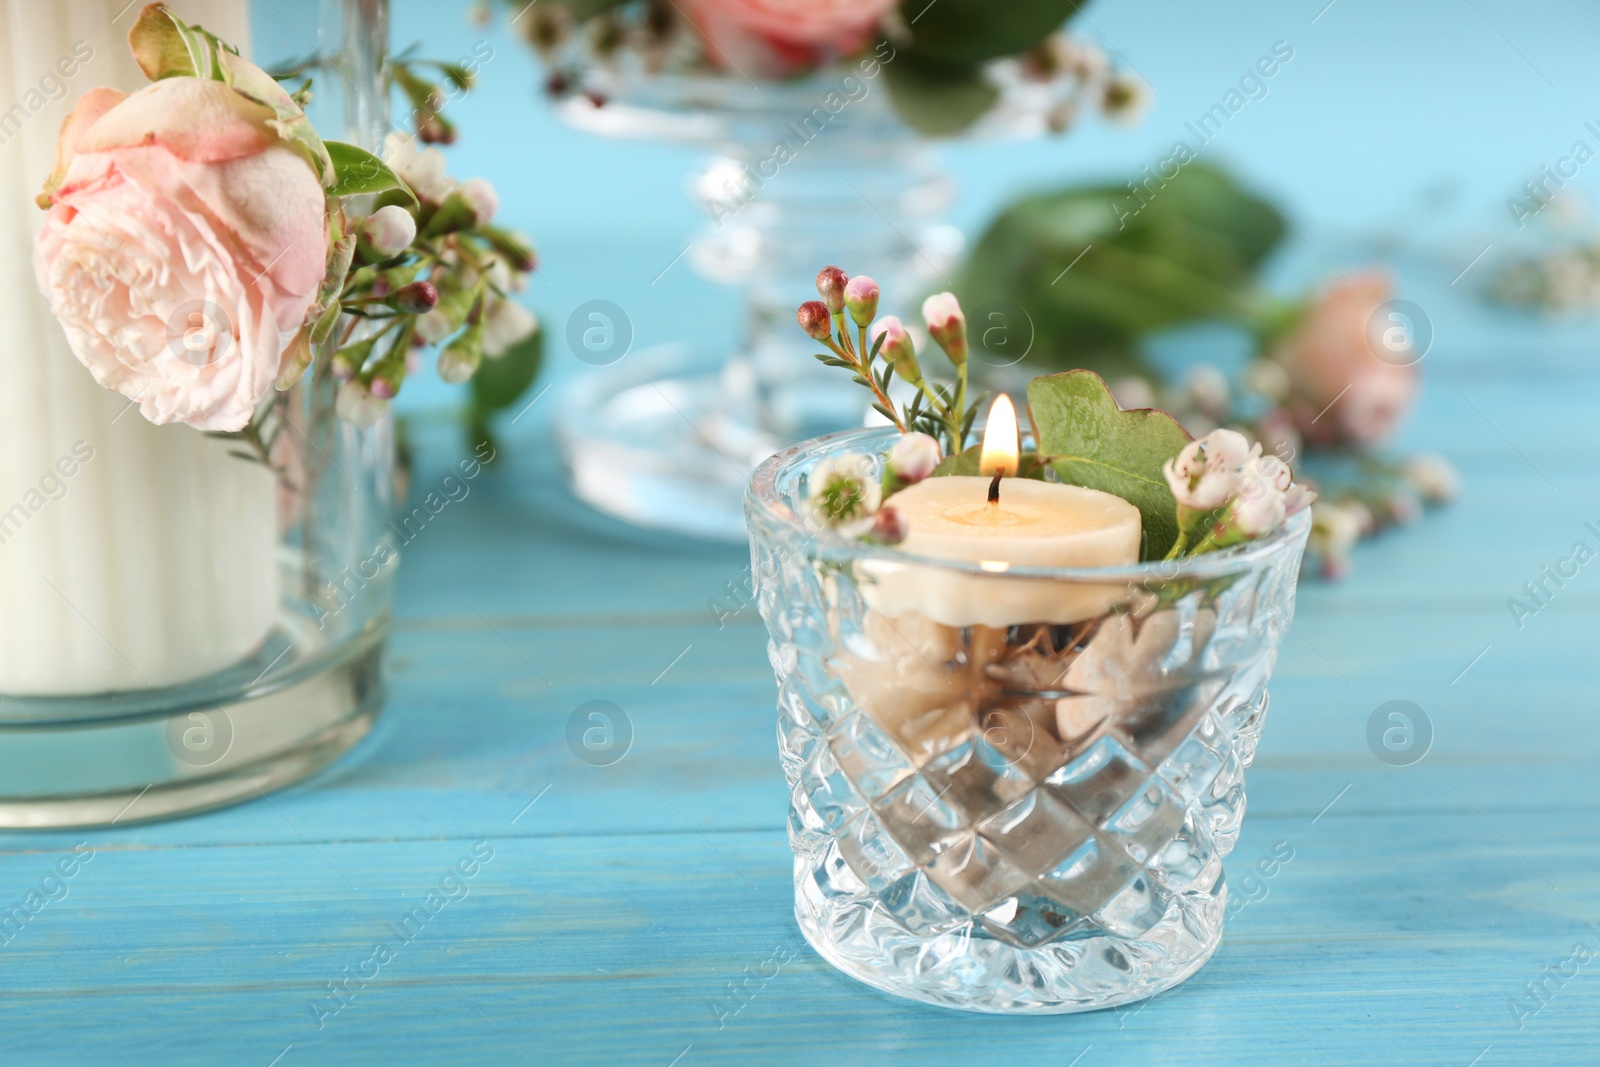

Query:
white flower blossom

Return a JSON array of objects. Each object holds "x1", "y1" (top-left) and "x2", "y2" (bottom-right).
[
  {"x1": 1168, "y1": 428, "x2": 1315, "y2": 553},
  {"x1": 383, "y1": 132, "x2": 452, "y2": 203},
  {"x1": 1400, "y1": 453, "x2": 1460, "y2": 504},
  {"x1": 1163, "y1": 428, "x2": 1253, "y2": 511},
  {"x1": 805, "y1": 454, "x2": 881, "y2": 538},
  {"x1": 482, "y1": 296, "x2": 538, "y2": 357}
]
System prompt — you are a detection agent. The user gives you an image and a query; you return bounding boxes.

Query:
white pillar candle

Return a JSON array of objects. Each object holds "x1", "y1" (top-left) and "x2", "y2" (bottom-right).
[
  {"x1": 859, "y1": 397, "x2": 1141, "y2": 628},
  {"x1": 0, "y1": 0, "x2": 278, "y2": 696}
]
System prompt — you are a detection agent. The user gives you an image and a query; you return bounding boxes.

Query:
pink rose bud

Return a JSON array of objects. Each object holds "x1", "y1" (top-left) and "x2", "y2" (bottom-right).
[
  {"x1": 885, "y1": 432, "x2": 941, "y2": 488},
  {"x1": 797, "y1": 300, "x2": 832, "y2": 341},
  {"x1": 844, "y1": 275, "x2": 879, "y2": 327},
  {"x1": 392, "y1": 280, "x2": 439, "y2": 314},
  {"x1": 869, "y1": 506, "x2": 908, "y2": 545},
  {"x1": 921, "y1": 292, "x2": 968, "y2": 366},
  {"x1": 816, "y1": 266, "x2": 848, "y2": 314},
  {"x1": 870, "y1": 316, "x2": 922, "y2": 384},
  {"x1": 358, "y1": 204, "x2": 417, "y2": 261},
  {"x1": 460, "y1": 177, "x2": 498, "y2": 224}
]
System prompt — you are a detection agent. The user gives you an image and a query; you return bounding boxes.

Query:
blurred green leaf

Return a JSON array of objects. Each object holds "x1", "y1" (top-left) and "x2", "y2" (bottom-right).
[
  {"x1": 957, "y1": 163, "x2": 1285, "y2": 376},
  {"x1": 466, "y1": 326, "x2": 544, "y2": 457},
  {"x1": 900, "y1": 0, "x2": 1082, "y2": 69},
  {"x1": 882, "y1": 58, "x2": 1000, "y2": 136}
]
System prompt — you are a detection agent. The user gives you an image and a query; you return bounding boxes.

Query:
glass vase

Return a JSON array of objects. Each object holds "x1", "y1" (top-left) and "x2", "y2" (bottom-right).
[
  {"x1": 0, "y1": 0, "x2": 394, "y2": 827},
  {"x1": 552, "y1": 64, "x2": 1066, "y2": 540},
  {"x1": 746, "y1": 428, "x2": 1311, "y2": 1013}
]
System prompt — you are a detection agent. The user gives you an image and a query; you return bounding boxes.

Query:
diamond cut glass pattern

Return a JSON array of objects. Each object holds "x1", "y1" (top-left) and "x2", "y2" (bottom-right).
[{"x1": 748, "y1": 429, "x2": 1310, "y2": 1013}]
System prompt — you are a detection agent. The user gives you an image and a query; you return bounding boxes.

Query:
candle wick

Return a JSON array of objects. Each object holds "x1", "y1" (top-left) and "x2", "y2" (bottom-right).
[{"x1": 987, "y1": 471, "x2": 1002, "y2": 505}]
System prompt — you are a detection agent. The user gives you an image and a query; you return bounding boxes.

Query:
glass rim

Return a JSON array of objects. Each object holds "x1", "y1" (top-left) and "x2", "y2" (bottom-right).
[{"x1": 746, "y1": 426, "x2": 1312, "y2": 582}]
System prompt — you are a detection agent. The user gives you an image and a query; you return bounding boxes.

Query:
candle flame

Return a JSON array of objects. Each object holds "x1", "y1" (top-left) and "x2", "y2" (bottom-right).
[{"x1": 979, "y1": 395, "x2": 1019, "y2": 478}]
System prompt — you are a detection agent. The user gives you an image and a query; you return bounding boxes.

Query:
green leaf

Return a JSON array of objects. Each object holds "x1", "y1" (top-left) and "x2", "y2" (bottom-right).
[
  {"x1": 1026, "y1": 370, "x2": 1193, "y2": 560},
  {"x1": 466, "y1": 326, "x2": 542, "y2": 458},
  {"x1": 882, "y1": 57, "x2": 1000, "y2": 137},
  {"x1": 418, "y1": 190, "x2": 475, "y2": 238},
  {"x1": 326, "y1": 141, "x2": 418, "y2": 206},
  {"x1": 930, "y1": 447, "x2": 1050, "y2": 480},
  {"x1": 309, "y1": 299, "x2": 343, "y2": 345},
  {"x1": 128, "y1": 4, "x2": 216, "y2": 81},
  {"x1": 956, "y1": 163, "x2": 1286, "y2": 377},
  {"x1": 901, "y1": 0, "x2": 1083, "y2": 69},
  {"x1": 931, "y1": 447, "x2": 980, "y2": 477},
  {"x1": 470, "y1": 326, "x2": 543, "y2": 415}
]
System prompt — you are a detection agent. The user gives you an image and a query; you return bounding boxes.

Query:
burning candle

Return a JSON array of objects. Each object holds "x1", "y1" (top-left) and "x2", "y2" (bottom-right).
[{"x1": 859, "y1": 396, "x2": 1141, "y2": 628}]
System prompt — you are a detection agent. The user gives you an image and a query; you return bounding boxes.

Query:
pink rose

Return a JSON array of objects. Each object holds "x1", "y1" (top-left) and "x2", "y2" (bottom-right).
[
  {"x1": 682, "y1": 0, "x2": 897, "y2": 74},
  {"x1": 1275, "y1": 272, "x2": 1419, "y2": 448},
  {"x1": 35, "y1": 76, "x2": 328, "y2": 432}
]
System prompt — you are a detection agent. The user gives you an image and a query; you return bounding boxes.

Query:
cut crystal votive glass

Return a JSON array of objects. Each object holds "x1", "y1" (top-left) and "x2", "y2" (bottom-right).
[{"x1": 746, "y1": 427, "x2": 1311, "y2": 1013}]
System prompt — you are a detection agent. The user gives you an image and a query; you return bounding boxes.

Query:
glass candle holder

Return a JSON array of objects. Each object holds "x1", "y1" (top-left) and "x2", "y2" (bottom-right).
[{"x1": 746, "y1": 427, "x2": 1311, "y2": 1013}]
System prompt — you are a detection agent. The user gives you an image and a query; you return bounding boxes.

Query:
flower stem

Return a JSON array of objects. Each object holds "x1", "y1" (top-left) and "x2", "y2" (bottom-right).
[
  {"x1": 955, "y1": 360, "x2": 969, "y2": 449},
  {"x1": 825, "y1": 333, "x2": 904, "y2": 432}
]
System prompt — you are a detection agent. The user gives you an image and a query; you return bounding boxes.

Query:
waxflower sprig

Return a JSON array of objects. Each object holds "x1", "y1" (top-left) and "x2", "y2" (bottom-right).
[
  {"x1": 803, "y1": 432, "x2": 942, "y2": 546},
  {"x1": 1163, "y1": 429, "x2": 1315, "y2": 559},
  {"x1": 272, "y1": 43, "x2": 490, "y2": 146},
  {"x1": 797, "y1": 266, "x2": 984, "y2": 457},
  {"x1": 328, "y1": 133, "x2": 540, "y2": 426},
  {"x1": 797, "y1": 276, "x2": 1316, "y2": 559}
]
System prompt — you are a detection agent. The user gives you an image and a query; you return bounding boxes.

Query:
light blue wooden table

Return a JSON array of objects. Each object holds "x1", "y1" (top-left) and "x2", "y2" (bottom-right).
[
  {"x1": 2, "y1": 252, "x2": 1598, "y2": 1066},
  {"x1": 7, "y1": 0, "x2": 1600, "y2": 1055}
]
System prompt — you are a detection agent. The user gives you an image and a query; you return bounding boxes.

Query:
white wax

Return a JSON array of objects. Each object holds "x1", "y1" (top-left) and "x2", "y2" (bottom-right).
[
  {"x1": 858, "y1": 476, "x2": 1141, "y2": 628},
  {"x1": 0, "y1": 0, "x2": 278, "y2": 696}
]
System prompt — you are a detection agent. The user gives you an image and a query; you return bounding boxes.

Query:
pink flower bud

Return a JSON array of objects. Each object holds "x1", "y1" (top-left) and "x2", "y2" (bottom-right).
[
  {"x1": 797, "y1": 300, "x2": 832, "y2": 341},
  {"x1": 870, "y1": 316, "x2": 921, "y2": 384},
  {"x1": 336, "y1": 379, "x2": 388, "y2": 426},
  {"x1": 358, "y1": 204, "x2": 417, "y2": 260},
  {"x1": 816, "y1": 266, "x2": 848, "y2": 314},
  {"x1": 885, "y1": 432, "x2": 941, "y2": 488},
  {"x1": 921, "y1": 292, "x2": 968, "y2": 365},
  {"x1": 869, "y1": 506, "x2": 908, "y2": 545},
  {"x1": 460, "y1": 177, "x2": 498, "y2": 225},
  {"x1": 844, "y1": 275, "x2": 879, "y2": 327},
  {"x1": 392, "y1": 280, "x2": 438, "y2": 314}
]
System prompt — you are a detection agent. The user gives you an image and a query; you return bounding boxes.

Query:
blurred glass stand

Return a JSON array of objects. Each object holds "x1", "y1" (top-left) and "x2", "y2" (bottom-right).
[{"x1": 551, "y1": 68, "x2": 1067, "y2": 540}]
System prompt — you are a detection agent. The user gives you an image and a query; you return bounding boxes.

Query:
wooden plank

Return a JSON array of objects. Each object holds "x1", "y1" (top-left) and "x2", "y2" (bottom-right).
[{"x1": 1, "y1": 809, "x2": 1596, "y2": 1067}]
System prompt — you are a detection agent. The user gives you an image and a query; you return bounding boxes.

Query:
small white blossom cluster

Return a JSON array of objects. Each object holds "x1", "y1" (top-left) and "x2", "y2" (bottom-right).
[
  {"x1": 803, "y1": 433, "x2": 940, "y2": 543},
  {"x1": 1164, "y1": 428, "x2": 1314, "y2": 553}
]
